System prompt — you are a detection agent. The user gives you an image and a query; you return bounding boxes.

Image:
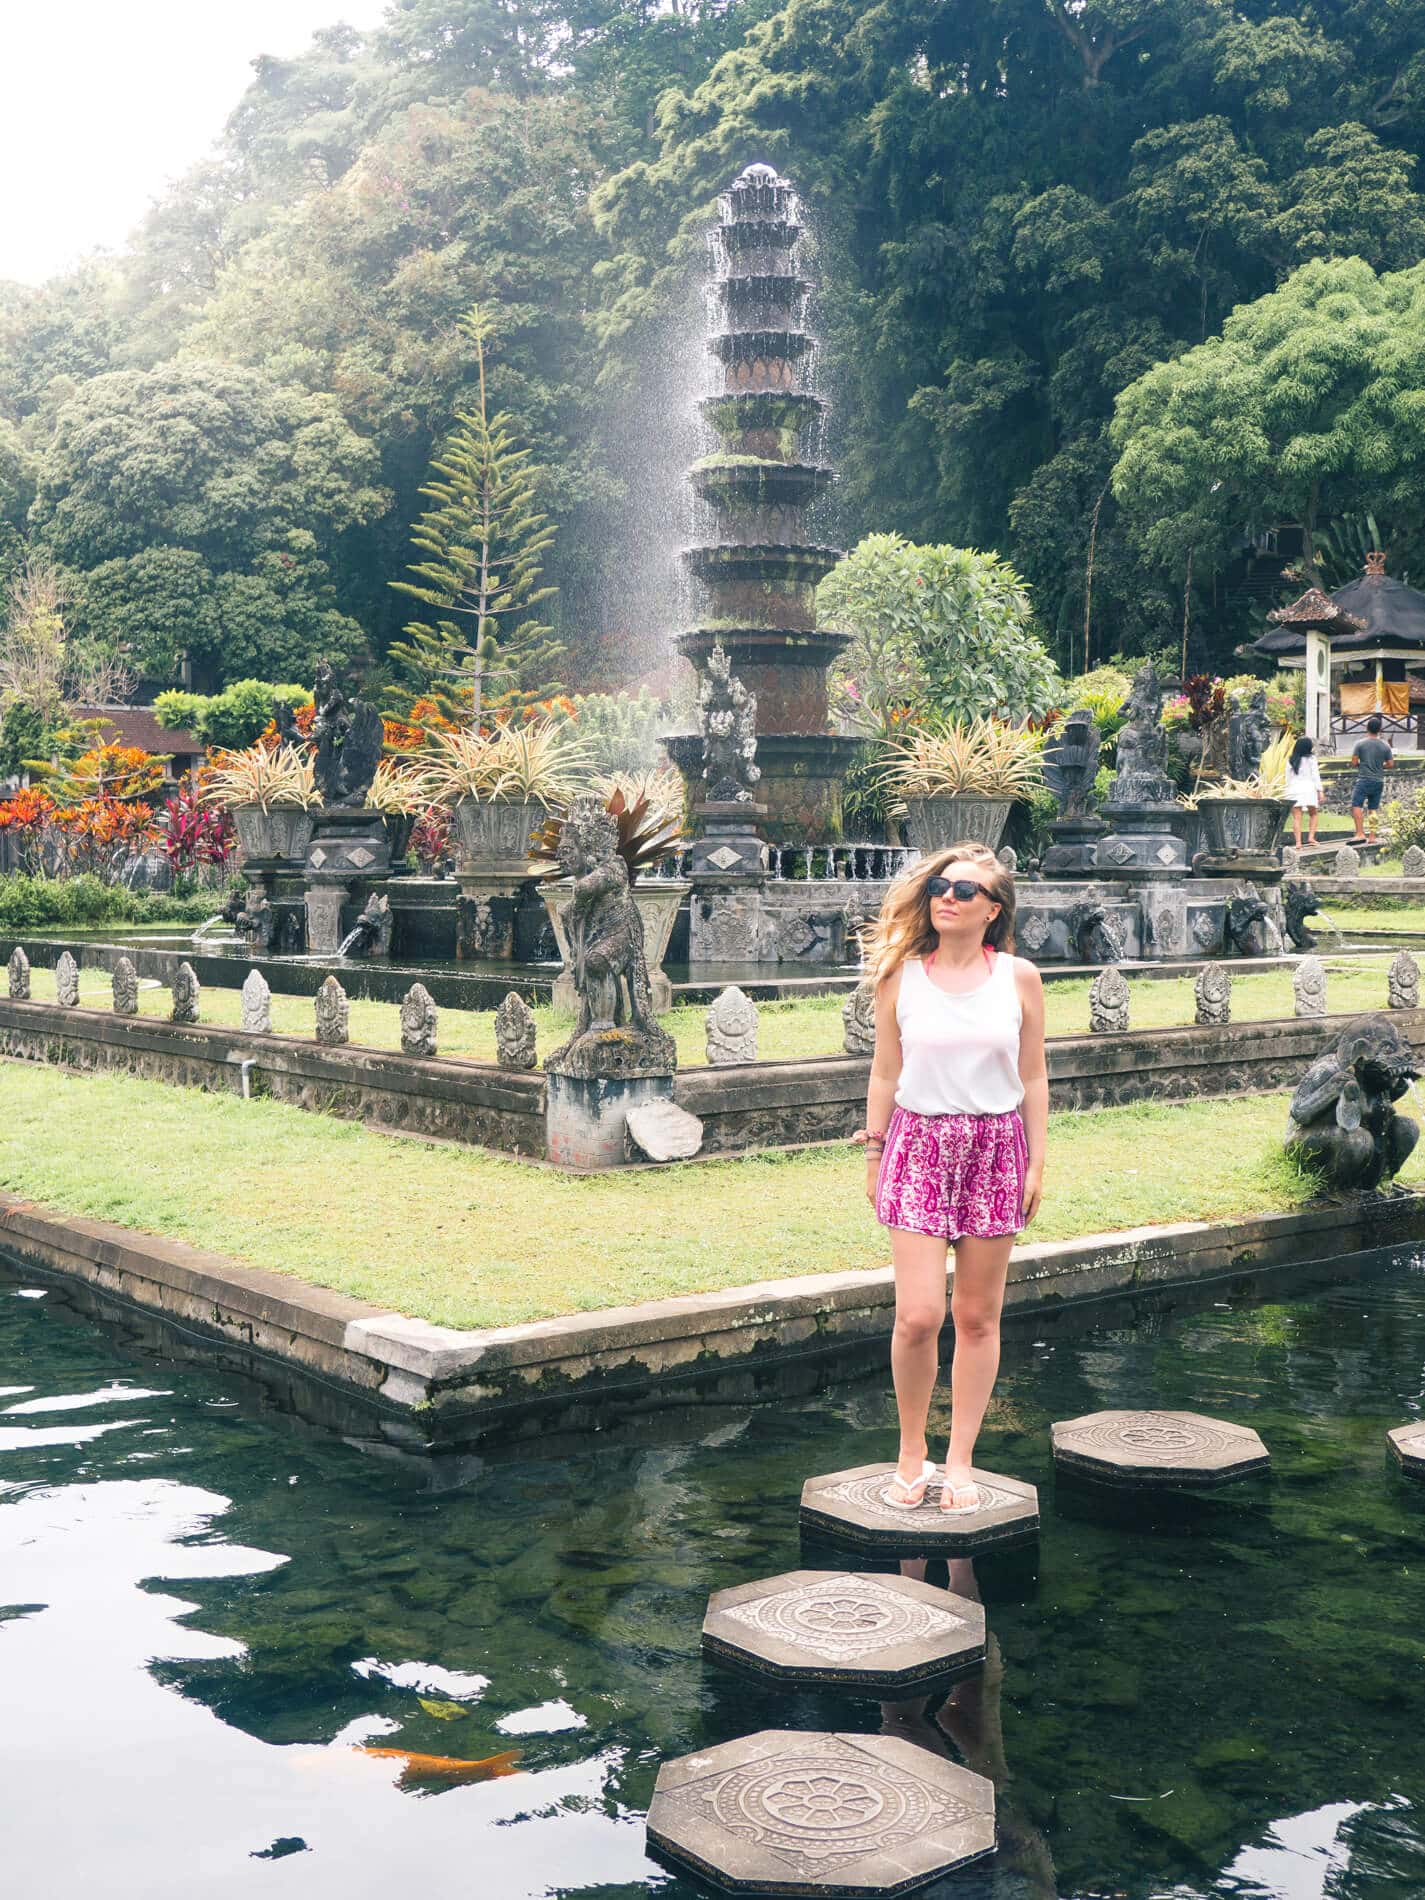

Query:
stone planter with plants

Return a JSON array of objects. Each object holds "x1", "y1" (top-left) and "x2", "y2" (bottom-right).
[
  {"x1": 875, "y1": 718, "x2": 1046, "y2": 855},
  {"x1": 366, "y1": 759, "x2": 428, "y2": 869},
  {"x1": 205, "y1": 743, "x2": 322, "y2": 862},
  {"x1": 1187, "y1": 730, "x2": 1295, "y2": 866},
  {"x1": 412, "y1": 718, "x2": 590, "y2": 959}
]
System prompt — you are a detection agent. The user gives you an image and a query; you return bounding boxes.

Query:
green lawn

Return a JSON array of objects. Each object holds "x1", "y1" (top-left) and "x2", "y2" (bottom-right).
[
  {"x1": 0, "y1": 1064, "x2": 1410, "y2": 1328},
  {"x1": 21, "y1": 952, "x2": 1419, "y2": 1064}
]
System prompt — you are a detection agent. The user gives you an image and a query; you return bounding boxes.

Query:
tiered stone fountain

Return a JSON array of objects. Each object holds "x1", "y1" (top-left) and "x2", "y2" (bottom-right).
[{"x1": 665, "y1": 163, "x2": 859, "y2": 843}]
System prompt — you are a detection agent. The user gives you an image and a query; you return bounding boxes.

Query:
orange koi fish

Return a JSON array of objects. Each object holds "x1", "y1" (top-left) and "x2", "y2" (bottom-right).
[{"x1": 355, "y1": 1746, "x2": 522, "y2": 1791}]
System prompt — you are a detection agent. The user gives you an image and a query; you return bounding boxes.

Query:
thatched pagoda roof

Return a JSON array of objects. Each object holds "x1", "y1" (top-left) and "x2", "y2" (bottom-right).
[{"x1": 1252, "y1": 555, "x2": 1425, "y2": 656}]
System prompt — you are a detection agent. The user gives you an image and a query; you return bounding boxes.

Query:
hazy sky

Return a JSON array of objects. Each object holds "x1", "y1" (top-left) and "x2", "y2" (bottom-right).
[{"x1": 1, "y1": 1, "x2": 391, "y2": 286}]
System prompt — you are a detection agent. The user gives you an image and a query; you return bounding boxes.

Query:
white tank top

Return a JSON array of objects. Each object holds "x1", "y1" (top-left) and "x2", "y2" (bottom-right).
[{"x1": 894, "y1": 950, "x2": 1024, "y2": 1116}]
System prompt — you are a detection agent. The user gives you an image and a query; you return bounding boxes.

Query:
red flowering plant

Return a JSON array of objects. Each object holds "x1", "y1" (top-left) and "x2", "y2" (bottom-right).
[
  {"x1": 162, "y1": 785, "x2": 236, "y2": 881},
  {"x1": 410, "y1": 805, "x2": 451, "y2": 871},
  {"x1": 51, "y1": 797, "x2": 160, "y2": 878}
]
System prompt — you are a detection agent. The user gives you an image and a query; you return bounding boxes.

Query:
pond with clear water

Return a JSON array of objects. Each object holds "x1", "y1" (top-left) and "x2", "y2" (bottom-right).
[{"x1": 2, "y1": 1255, "x2": 1423, "y2": 1900}]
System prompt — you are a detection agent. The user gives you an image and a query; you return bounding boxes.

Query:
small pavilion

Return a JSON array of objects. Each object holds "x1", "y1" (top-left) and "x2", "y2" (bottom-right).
[{"x1": 1252, "y1": 553, "x2": 1425, "y2": 752}]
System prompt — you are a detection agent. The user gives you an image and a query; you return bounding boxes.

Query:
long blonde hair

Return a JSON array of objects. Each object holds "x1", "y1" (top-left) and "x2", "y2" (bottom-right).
[{"x1": 859, "y1": 842, "x2": 1017, "y2": 987}]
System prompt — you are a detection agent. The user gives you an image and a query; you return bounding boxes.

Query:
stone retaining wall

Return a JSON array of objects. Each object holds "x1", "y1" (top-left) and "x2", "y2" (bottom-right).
[
  {"x1": 4, "y1": 994, "x2": 1423, "y2": 1160},
  {"x1": 3, "y1": 1188, "x2": 1422, "y2": 1447}
]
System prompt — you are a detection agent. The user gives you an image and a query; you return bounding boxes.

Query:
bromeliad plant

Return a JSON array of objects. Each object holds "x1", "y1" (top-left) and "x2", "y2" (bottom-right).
[
  {"x1": 412, "y1": 717, "x2": 589, "y2": 807},
  {"x1": 366, "y1": 758, "x2": 430, "y2": 816},
  {"x1": 1192, "y1": 729, "x2": 1295, "y2": 802},
  {"x1": 875, "y1": 719, "x2": 1047, "y2": 803},
  {"x1": 204, "y1": 742, "x2": 321, "y2": 812},
  {"x1": 529, "y1": 781, "x2": 684, "y2": 887}
]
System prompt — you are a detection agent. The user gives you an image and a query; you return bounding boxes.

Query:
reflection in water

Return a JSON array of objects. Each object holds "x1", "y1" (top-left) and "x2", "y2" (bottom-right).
[{"x1": 2, "y1": 1265, "x2": 1425, "y2": 1897}]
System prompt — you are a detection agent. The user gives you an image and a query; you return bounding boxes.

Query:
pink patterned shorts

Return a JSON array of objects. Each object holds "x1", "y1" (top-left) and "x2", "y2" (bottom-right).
[{"x1": 874, "y1": 1105, "x2": 1028, "y2": 1243}]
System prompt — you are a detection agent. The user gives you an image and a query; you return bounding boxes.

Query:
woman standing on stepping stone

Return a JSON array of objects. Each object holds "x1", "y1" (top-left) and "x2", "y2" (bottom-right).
[{"x1": 855, "y1": 845, "x2": 1046, "y2": 1513}]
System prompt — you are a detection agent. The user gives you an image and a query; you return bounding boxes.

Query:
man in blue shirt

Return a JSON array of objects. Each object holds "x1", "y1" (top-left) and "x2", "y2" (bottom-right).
[{"x1": 1350, "y1": 716, "x2": 1394, "y2": 842}]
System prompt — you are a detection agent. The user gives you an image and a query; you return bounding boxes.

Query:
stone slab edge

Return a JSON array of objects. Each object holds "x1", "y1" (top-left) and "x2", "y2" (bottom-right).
[{"x1": 3, "y1": 1187, "x2": 1425, "y2": 1425}]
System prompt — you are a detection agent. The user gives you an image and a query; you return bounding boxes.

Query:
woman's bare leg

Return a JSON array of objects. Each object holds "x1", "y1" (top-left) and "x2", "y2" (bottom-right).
[
  {"x1": 1308, "y1": 807, "x2": 1320, "y2": 845},
  {"x1": 889, "y1": 1228, "x2": 950, "y2": 1483},
  {"x1": 943, "y1": 1234, "x2": 1013, "y2": 1501},
  {"x1": 1292, "y1": 808, "x2": 1303, "y2": 849}
]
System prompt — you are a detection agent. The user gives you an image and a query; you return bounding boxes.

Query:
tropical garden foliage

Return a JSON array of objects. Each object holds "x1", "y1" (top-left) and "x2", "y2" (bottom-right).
[{"x1": 2, "y1": 0, "x2": 1423, "y2": 697}]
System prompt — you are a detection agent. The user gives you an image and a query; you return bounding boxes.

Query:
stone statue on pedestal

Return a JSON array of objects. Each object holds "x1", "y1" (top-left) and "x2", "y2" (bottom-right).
[
  {"x1": 1108, "y1": 665, "x2": 1173, "y2": 804},
  {"x1": 311, "y1": 659, "x2": 384, "y2": 809},
  {"x1": 1228, "y1": 690, "x2": 1273, "y2": 783},
  {"x1": 1043, "y1": 709, "x2": 1101, "y2": 819},
  {"x1": 545, "y1": 795, "x2": 675, "y2": 1077},
  {"x1": 699, "y1": 643, "x2": 760, "y2": 803}
]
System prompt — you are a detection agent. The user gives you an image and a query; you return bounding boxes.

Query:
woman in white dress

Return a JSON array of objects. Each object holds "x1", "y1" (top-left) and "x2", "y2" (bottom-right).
[{"x1": 1285, "y1": 736, "x2": 1324, "y2": 850}]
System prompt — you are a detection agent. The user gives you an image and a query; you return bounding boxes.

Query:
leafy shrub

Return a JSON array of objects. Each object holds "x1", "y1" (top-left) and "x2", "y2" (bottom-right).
[
  {"x1": 154, "y1": 680, "x2": 307, "y2": 750},
  {"x1": 569, "y1": 688, "x2": 667, "y2": 775},
  {"x1": 1381, "y1": 788, "x2": 1425, "y2": 854},
  {"x1": 0, "y1": 874, "x2": 223, "y2": 930}
]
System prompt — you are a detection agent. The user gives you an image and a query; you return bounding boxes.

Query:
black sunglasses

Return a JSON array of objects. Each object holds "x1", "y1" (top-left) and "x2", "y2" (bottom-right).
[{"x1": 926, "y1": 875, "x2": 987, "y2": 901}]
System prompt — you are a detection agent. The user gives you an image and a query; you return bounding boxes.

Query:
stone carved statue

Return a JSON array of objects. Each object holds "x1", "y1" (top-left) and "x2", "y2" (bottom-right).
[
  {"x1": 399, "y1": 982, "x2": 438, "y2": 1057},
  {"x1": 315, "y1": 974, "x2": 349, "y2": 1045},
  {"x1": 495, "y1": 991, "x2": 538, "y2": 1071},
  {"x1": 1334, "y1": 844, "x2": 1361, "y2": 880},
  {"x1": 8, "y1": 947, "x2": 29, "y2": 1000},
  {"x1": 1067, "y1": 901, "x2": 1124, "y2": 965},
  {"x1": 235, "y1": 890, "x2": 275, "y2": 953},
  {"x1": 219, "y1": 884, "x2": 248, "y2": 928},
  {"x1": 706, "y1": 985, "x2": 758, "y2": 1065},
  {"x1": 112, "y1": 957, "x2": 139, "y2": 1017},
  {"x1": 338, "y1": 892, "x2": 392, "y2": 959},
  {"x1": 56, "y1": 951, "x2": 79, "y2": 1008},
  {"x1": 997, "y1": 845, "x2": 1018, "y2": 875},
  {"x1": 1224, "y1": 892, "x2": 1271, "y2": 958},
  {"x1": 1283, "y1": 880, "x2": 1321, "y2": 951},
  {"x1": 1388, "y1": 950, "x2": 1420, "y2": 1011},
  {"x1": 1403, "y1": 845, "x2": 1425, "y2": 880},
  {"x1": 545, "y1": 795, "x2": 675, "y2": 1076},
  {"x1": 699, "y1": 642, "x2": 760, "y2": 803},
  {"x1": 171, "y1": 961, "x2": 200, "y2": 1024},
  {"x1": 1042, "y1": 708, "x2": 1102, "y2": 818},
  {"x1": 310, "y1": 659, "x2": 385, "y2": 809},
  {"x1": 1228, "y1": 690, "x2": 1273, "y2": 782},
  {"x1": 1294, "y1": 955, "x2": 1326, "y2": 1018},
  {"x1": 1286, "y1": 1014, "x2": 1420, "y2": 1190},
  {"x1": 842, "y1": 982, "x2": 876, "y2": 1056},
  {"x1": 1194, "y1": 962, "x2": 1231, "y2": 1027},
  {"x1": 1089, "y1": 965, "x2": 1129, "y2": 1033},
  {"x1": 241, "y1": 969, "x2": 272, "y2": 1035},
  {"x1": 1108, "y1": 665, "x2": 1173, "y2": 803}
]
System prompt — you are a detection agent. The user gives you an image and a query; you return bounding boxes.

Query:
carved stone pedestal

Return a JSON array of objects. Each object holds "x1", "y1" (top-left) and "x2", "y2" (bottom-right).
[
  {"x1": 1040, "y1": 813, "x2": 1108, "y2": 877},
  {"x1": 303, "y1": 810, "x2": 391, "y2": 956},
  {"x1": 690, "y1": 799, "x2": 767, "y2": 878},
  {"x1": 546, "y1": 1071, "x2": 677, "y2": 1170},
  {"x1": 1094, "y1": 799, "x2": 1191, "y2": 880},
  {"x1": 455, "y1": 869, "x2": 527, "y2": 961}
]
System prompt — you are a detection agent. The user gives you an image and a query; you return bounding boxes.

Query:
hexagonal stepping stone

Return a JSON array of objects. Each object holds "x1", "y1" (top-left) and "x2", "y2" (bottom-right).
[
  {"x1": 646, "y1": 1729, "x2": 995, "y2": 1894},
  {"x1": 702, "y1": 1569, "x2": 985, "y2": 1695},
  {"x1": 1387, "y1": 1423, "x2": 1425, "y2": 1476},
  {"x1": 799, "y1": 1464, "x2": 1039, "y2": 1555},
  {"x1": 1051, "y1": 1410, "x2": 1269, "y2": 1487}
]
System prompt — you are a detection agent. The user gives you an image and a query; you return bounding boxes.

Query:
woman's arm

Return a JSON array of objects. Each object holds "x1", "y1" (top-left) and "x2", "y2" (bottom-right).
[
  {"x1": 1015, "y1": 958, "x2": 1048, "y2": 1223},
  {"x1": 859, "y1": 970, "x2": 904, "y2": 1202}
]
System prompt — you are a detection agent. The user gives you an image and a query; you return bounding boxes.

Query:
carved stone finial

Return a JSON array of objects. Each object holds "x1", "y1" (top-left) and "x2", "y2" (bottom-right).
[
  {"x1": 1334, "y1": 844, "x2": 1361, "y2": 880},
  {"x1": 56, "y1": 951, "x2": 79, "y2": 1008},
  {"x1": 170, "y1": 961, "x2": 200, "y2": 1024},
  {"x1": 1286, "y1": 1012, "x2": 1419, "y2": 1188},
  {"x1": 315, "y1": 974, "x2": 349, "y2": 1045},
  {"x1": 495, "y1": 991, "x2": 537, "y2": 1071},
  {"x1": 1388, "y1": 950, "x2": 1420, "y2": 1011},
  {"x1": 997, "y1": 845, "x2": 1017, "y2": 874},
  {"x1": 698, "y1": 642, "x2": 760, "y2": 804},
  {"x1": 1089, "y1": 965, "x2": 1129, "y2": 1033},
  {"x1": 1365, "y1": 549, "x2": 1387, "y2": 580},
  {"x1": 112, "y1": 957, "x2": 139, "y2": 1017},
  {"x1": 1294, "y1": 955, "x2": 1326, "y2": 1018},
  {"x1": 1403, "y1": 844, "x2": 1425, "y2": 879},
  {"x1": 706, "y1": 985, "x2": 758, "y2": 1065},
  {"x1": 241, "y1": 969, "x2": 272, "y2": 1035},
  {"x1": 842, "y1": 982, "x2": 876, "y2": 1056},
  {"x1": 7, "y1": 946, "x2": 29, "y2": 1001},
  {"x1": 400, "y1": 982, "x2": 438, "y2": 1058},
  {"x1": 1194, "y1": 961, "x2": 1231, "y2": 1027}
]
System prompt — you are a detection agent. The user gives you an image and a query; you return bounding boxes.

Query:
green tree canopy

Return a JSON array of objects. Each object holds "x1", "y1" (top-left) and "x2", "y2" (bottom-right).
[
  {"x1": 1110, "y1": 256, "x2": 1425, "y2": 582},
  {"x1": 28, "y1": 362, "x2": 388, "y2": 684},
  {"x1": 819, "y1": 533, "x2": 1058, "y2": 733}
]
